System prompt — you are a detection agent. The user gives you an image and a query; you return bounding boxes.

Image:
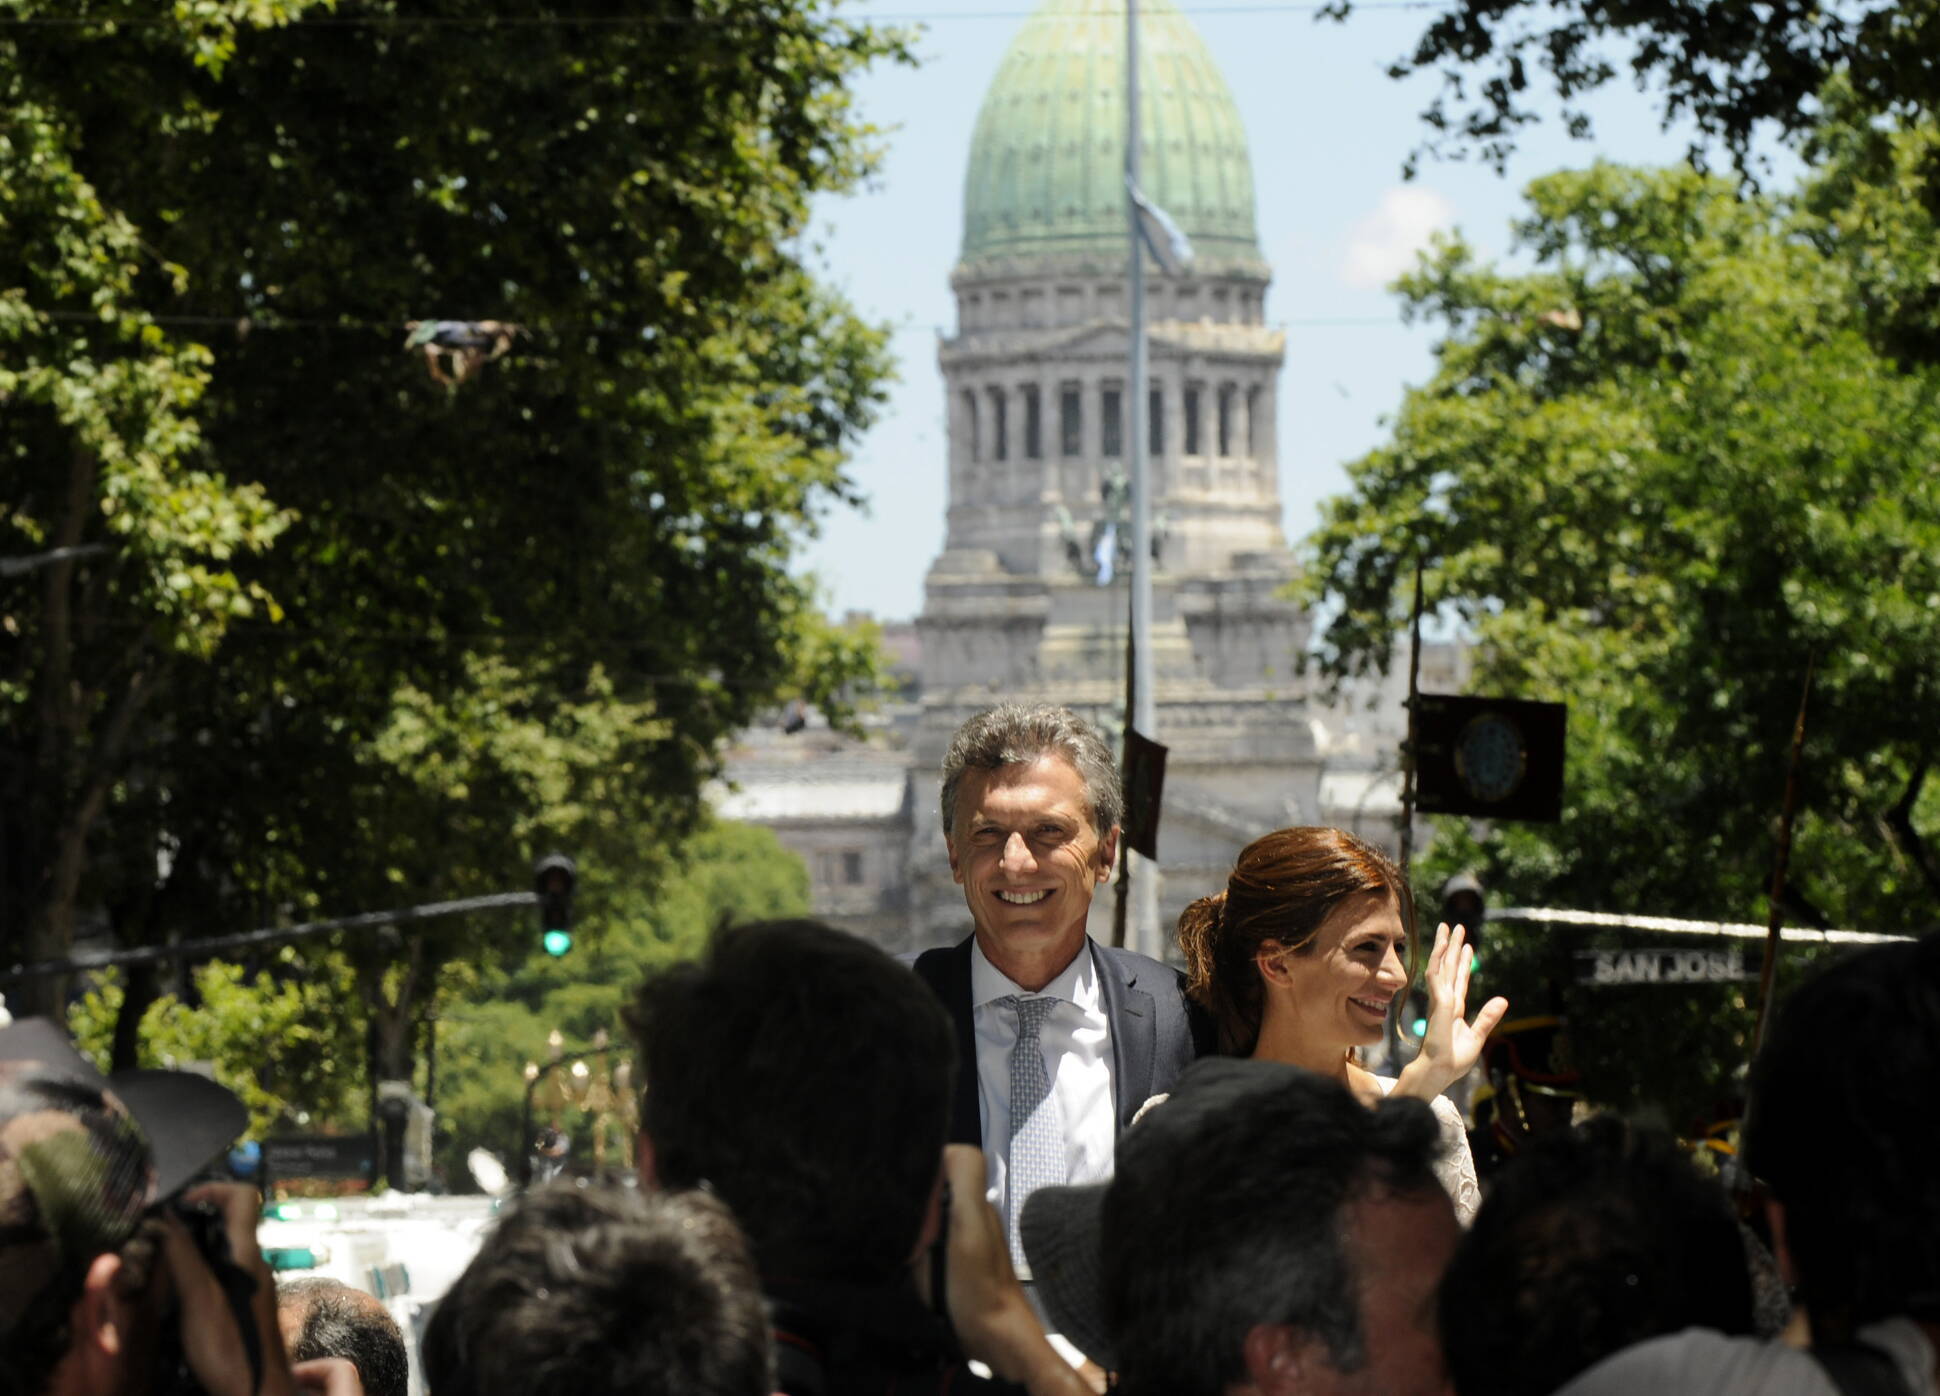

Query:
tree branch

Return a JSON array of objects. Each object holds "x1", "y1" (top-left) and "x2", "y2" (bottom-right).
[{"x1": 1885, "y1": 750, "x2": 1940, "y2": 907}]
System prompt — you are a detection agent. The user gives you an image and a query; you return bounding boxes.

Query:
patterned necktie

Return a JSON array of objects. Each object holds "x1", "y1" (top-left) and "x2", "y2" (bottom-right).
[{"x1": 1003, "y1": 993, "x2": 1065, "y2": 1273}]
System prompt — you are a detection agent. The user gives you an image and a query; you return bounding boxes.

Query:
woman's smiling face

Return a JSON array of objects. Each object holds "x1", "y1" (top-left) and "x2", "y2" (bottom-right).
[{"x1": 1261, "y1": 890, "x2": 1411, "y2": 1050}]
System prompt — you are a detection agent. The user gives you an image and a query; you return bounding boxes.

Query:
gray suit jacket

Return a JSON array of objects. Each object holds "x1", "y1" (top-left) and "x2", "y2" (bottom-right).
[{"x1": 908, "y1": 934, "x2": 1212, "y2": 1145}]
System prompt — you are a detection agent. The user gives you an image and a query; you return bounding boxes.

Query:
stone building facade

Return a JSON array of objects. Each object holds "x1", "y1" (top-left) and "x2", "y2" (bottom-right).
[{"x1": 718, "y1": 0, "x2": 1452, "y2": 957}]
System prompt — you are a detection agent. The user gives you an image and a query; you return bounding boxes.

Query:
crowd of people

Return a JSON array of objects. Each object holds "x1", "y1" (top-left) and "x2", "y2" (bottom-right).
[{"x1": 3, "y1": 701, "x2": 1936, "y2": 1396}]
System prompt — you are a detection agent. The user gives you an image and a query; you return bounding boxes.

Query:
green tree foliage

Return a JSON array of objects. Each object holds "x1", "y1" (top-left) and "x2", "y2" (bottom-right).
[
  {"x1": 431, "y1": 818, "x2": 810, "y2": 1188},
  {"x1": 59, "y1": 817, "x2": 804, "y2": 1184},
  {"x1": 2, "y1": 0, "x2": 903, "y2": 1055},
  {"x1": 1346, "y1": 0, "x2": 1940, "y2": 188},
  {"x1": 0, "y1": 17, "x2": 295, "y2": 998},
  {"x1": 1302, "y1": 150, "x2": 1940, "y2": 1123},
  {"x1": 67, "y1": 951, "x2": 364, "y2": 1139}
]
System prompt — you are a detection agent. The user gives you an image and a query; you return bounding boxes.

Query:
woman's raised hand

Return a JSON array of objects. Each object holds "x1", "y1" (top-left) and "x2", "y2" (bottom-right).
[{"x1": 1393, "y1": 921, "x2": 1509, "y2": 1102}]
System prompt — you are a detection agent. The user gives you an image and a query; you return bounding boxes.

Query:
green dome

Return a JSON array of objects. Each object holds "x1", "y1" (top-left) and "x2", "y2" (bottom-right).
[{"x1": 959, "y1": 0, "x2": 1264, "y2": 277}]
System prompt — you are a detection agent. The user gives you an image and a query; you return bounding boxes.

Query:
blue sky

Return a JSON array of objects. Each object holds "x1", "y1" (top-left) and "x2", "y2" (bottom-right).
[{"x1": 797, "y1": 0, "x2": 1704, "y2": 620}]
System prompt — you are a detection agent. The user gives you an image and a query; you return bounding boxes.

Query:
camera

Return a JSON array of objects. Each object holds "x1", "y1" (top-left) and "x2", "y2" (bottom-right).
[{"x1": 153, "y1": 1197, "x2": 264, "y2": 1396}]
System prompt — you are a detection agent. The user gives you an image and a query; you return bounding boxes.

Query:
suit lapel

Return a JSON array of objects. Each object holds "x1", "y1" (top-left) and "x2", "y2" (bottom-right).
[{"x1": 1092, "y1": 939, "x2": 1158, "y2": 1132}]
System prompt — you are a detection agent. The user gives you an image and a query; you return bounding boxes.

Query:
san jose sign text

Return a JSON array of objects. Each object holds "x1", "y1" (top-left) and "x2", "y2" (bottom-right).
[{"x1": 1575, "y1": 946, "x2": 1751, "y2": 986}]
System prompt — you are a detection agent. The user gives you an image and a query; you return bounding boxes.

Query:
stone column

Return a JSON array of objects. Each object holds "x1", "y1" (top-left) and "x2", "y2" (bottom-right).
[
  {"x1": 1235, "y1": 379, "x2": 1257, "y2": 497},
  {"x1": 1012, "y1": 381, "x2": 1033, "y2": 503},
  {"x1": 1262, "y1": 378, "x2": 1280, "y2": 484},
  {"x1": 1040, "y1": 367, "x2": 1063, "y2": 502},
  {"x1": 1077, "y1": 372, "x2": 1096, "y2": 462},
  {"x1": 1160, "y1": 361, "x2": 1184, "y2": 496},
  {"x1": 944, "y1": 378, "x2": 962, "y2": 509}
]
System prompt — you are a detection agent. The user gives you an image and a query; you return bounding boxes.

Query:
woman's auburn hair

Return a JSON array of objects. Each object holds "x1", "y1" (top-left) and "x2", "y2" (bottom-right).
[{"x1": 1177, "y1": 826, "x2": 1417, "y2": 1056}]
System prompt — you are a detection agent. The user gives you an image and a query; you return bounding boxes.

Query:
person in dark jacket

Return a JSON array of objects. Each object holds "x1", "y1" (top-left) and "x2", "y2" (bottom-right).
[
  {"x1": 630, "y1": 918, "x2": 1091, "y2": 1396},
  {"x1": 912, "y1": 703, "x2": 1207, "y2": 1278}
]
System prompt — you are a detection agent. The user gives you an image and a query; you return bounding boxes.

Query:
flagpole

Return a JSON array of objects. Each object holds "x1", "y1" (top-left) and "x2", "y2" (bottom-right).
[{"x1": 1124, "y1": 0, "x2": 1160, "y2": 959}]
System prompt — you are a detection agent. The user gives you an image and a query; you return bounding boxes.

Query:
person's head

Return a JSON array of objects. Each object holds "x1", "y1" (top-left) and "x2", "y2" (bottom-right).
[
  {"x1": 0, "y1": 1018, "x2": 246, "y2": 1396},
  {"x1": 1105, "y1": 1058, "x2": 1456, "y2": 1396},
  {"x1": 1178, "y1": 827, "x2": 1417, "y2": 1056},
  {"x1": 276, "y1": 1279, "x2": 407, "y2": 1396},
  {"x1": 421, "y1": 1182, "x2": 771, "y2": 1396},
  {"x1": 1742, "y1": 931, "x2": 1940, "y2": 1339},
  {"x1": 1438, "y1": 1116, "x2": 1754, "y2": 1396},
  {"x1": 627, "y1": 918, "x2": 955, "y2": 1281},
  {"x1": 941, "y1": 704, "x2": 1121, "y2": 984}
]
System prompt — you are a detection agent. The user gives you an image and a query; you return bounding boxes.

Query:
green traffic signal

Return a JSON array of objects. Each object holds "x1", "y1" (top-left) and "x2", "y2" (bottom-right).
[
  {"x1": 263, "y1": 1247, "x2": 323, "y2": 1271},
  {"x1": 535, "y1": 853, "x2": 576, "y2": 957}
]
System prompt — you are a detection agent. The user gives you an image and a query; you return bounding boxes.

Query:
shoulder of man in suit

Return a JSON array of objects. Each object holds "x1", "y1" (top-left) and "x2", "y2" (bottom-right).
[{"x1": 1091, "y1": 939, "x2": 1187, "y2": 987}]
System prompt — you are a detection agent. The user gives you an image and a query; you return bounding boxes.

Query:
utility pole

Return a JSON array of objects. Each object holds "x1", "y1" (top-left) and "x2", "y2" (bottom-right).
[{"x1": 1124, "y1": 0, "x2": 1161, "y2": 959}]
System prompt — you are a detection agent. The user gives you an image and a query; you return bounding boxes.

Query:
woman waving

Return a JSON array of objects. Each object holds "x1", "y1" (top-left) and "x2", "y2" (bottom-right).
[{"x1": 1174, "y1": 825, "x2": 1508, "y2": 1222}]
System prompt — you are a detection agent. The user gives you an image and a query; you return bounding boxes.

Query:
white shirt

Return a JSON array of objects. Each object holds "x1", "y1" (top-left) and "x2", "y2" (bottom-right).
[
  {"x1": 970, "y1": 937, "x2": 1117, "y2": 1252},
  {"x1": 1554, "y1": 1320, "x2": 1937, "y2": 1396}
]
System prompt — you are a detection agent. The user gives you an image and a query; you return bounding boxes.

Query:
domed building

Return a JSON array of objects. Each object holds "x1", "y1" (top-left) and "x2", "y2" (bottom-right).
[
  {"x1": 910, "y1": 0, "x2": 1323, "y2": 956},
  {"x1": 936, "y1": 0, "x2": 1286, "y2": 595},
  {"x1": 721, "y1": 0, "x2": 1440, "y2": 956}
]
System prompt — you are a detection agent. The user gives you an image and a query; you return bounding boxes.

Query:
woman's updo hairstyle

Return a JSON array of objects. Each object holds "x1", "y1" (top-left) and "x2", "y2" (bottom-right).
[{"x1": 1177, "y1": 826, "x2": 1416, "y2": 1056}]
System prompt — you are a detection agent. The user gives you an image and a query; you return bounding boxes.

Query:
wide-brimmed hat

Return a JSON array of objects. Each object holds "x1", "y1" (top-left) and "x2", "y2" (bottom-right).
[
  {"x1": 1021, "y1": 1177, "x2": 1113, "y2": 1366},
  {"x1": 1021, "y1": 1057, "x2": 1318, "y2": 1369},
  {"x1": 0, "y1": 1016, "x2": 248, "y2": 1338}
]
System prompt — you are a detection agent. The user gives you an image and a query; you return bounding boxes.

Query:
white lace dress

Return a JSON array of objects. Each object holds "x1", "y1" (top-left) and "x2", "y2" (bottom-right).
[
  {"x1": 1374, "y1": 1075, "x2": 1481, "y2": 1226},
  {"x1": 1132, "y1": 1078, "x2": 1482, "y2": 1226}
]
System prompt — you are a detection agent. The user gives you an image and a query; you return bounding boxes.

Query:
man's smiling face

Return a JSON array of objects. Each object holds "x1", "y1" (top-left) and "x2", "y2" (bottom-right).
[{"x1": 948, "y1": 754, "x2": 1117, "y2": 985}]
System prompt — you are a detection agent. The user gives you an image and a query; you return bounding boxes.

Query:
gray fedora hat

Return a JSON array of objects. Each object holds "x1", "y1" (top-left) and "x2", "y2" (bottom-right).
[{"x1": 1021, "y1": 1179, "x2": 1114, "y2": 1367}]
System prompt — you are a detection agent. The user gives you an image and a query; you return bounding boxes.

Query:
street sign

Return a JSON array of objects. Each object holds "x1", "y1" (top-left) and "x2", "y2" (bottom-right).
[
  {"x1": 1121, "y1": 727, "x2": 1168, "y2": 858},
  {"x1": 1575, "y1": 946, "x2": 1753, "y2": 986},
  {"x1": 264, "y1": 1133, "x2": 376, "y2": 1181}
]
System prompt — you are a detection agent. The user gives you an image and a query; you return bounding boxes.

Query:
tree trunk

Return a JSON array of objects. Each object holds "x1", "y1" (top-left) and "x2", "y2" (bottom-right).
[
  {"x1": 10, "y1": 447, "x2": 163, "y2": 1024},
  {"x1": 13, "y1": 449, "x2": 98, "y2": 1021},
  {"x1": 363, "y1": 934, "x2": 426, "y2": 1189},
  {"x1": 112, "y1": 961, "x2": 161, "y2": 1073}
]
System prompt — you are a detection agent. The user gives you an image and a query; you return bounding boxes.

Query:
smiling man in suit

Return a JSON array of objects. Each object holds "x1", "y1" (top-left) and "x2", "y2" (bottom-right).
[{"x1": 912, "y1": 703, "x2": 1208, "y2": 1279}]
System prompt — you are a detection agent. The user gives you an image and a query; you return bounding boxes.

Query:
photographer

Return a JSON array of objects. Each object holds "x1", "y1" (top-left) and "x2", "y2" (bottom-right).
[{"x1": 0, "y1": 1017, "x2": 358, "y2": 1396}]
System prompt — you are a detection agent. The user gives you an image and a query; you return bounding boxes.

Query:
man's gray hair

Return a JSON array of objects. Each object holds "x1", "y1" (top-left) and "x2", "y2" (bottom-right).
[{"x1": 940, "y1": 703, "x2": 1123, "y2": 839}]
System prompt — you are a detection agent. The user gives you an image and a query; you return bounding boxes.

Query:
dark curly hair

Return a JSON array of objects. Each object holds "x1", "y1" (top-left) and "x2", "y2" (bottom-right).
[
  {"x1": 1106, "y1": 1060, "x2": 1445, "y2": 1396},
  {"x1": 421, "y1": 1182, "x2": 771, "y2": 1396},
  {"x1": 1742, "y1": 931, "x2": 1940, "y2": 1338},
  {"x1": 1177, "y1": 826, "x2": 1416, "y2": 1055},
  {"x1": 1438, "y1": 1116, "x2": 1754, "y2": 1396},
  {"x1": 628, "y1": 918, "x2": 955, "y2": 1282}
]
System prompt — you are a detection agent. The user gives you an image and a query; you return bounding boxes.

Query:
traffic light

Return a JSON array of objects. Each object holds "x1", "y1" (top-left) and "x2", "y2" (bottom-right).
[
  {"x1": 1440, "y1": 872, "x2": 1486, "y2": 971},
  {"x1": 1403, "y1": 986, "x2": 1430, "y2": 1041},
  {"x1": 535, "y1": 853, "x2": 577, "y2": 957}
]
